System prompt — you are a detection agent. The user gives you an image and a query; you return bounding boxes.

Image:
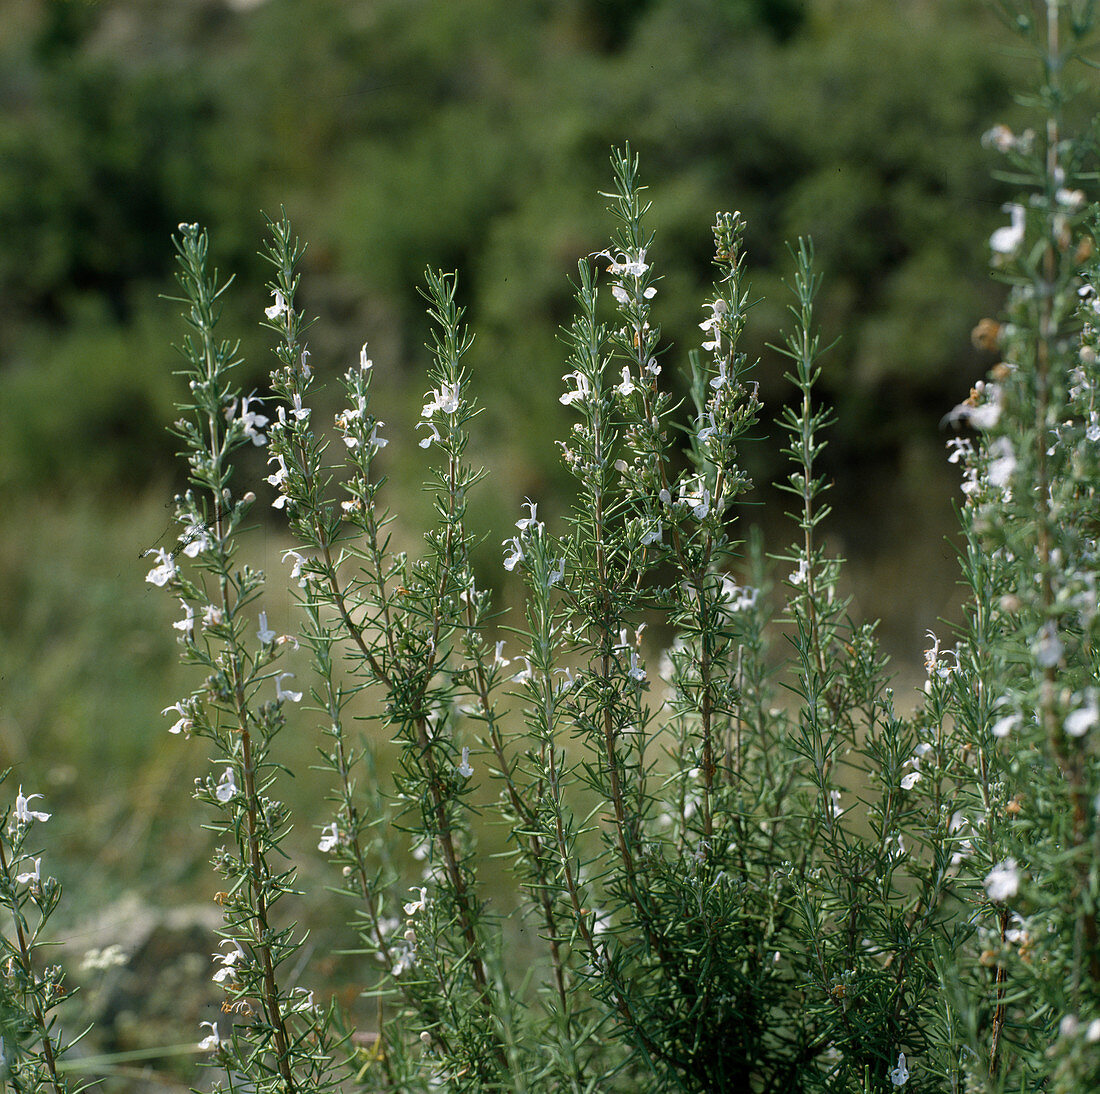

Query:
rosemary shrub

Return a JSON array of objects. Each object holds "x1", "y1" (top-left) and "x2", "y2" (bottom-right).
[{"x1": 2, "y1": 2, "x2": 1098, "y2": 1091}]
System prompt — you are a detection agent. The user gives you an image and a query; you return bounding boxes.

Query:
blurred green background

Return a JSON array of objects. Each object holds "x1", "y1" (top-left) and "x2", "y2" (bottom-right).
[{"x1": 0, "y1": 0, "x2": 1048, "y2": 1082}]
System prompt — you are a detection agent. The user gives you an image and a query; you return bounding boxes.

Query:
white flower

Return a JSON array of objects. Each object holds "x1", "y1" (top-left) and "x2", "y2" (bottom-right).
[
  {"x1": 987, "y1": 437, "x2": 1016, "y2": 489},
  {"x1": 318, "y1": 822, "x2": 340, "y2": 853},
  {"x1": 548, "y1": 557, "x2": 566, "y2": 586},
  {"x1": 615, "y1": 366, "x2": 636, "y2": 396},
  {"x1": 180, "y1": 521, "x2": 212, "y2": 558},
  {"x1": 359, "y1": 343, "x2": 373, "y2": 371},
  {"x1": 163, "y1": 701, "x2": 193, "y2": 737},
  {"x1": 404, "y1": 886, "x2": 428, "y2": 916},
  {"x1": 173, "y1": 599, "x2": 195, "y2": 637},
  {"x1": 1065, "y1": 694, "x2": 1099, "y2": 738},
  {"x1": 212, "y1": 940, "x2": 245, "y2": 984},
  {"x1": 503, "y1": 537, "x2": 524, "y2": 572},
  {"x1": 422, "y1": 381, "x2": 461, "y2": 417},
  {"x1": 15, "y1": 857, "x2": 41, "y2": 886},
  {"x1": 628, "y1": 649, "x2": 646, "y2": 683},
  {"x1": 640, "y1": 520, "x2": 663, "y2": 547},
  {"x1": 418, "y1": 421, "x2": 441, "y2": 448},
  {"x1": 198, "y1": 1021, "x2": 221, "y2": 1052},
  {"x1": 144, "y1": 548, "x2": 177, "y2": 587},
  {"x1": 1034, "y1": 622, "x2": 1064, "y2": 668},
  {"x1": 516, "y1": 500, "x2": 541, "y2": 534},
  {"x1": 985, "y1": 858, "x2": 1020, "y2": 902},
  {"x1": 288, "y1": 393, "x2": 310, "y2": 422},
  {"x1": 982, "y1": 124, "x2": 1015, "y2": 153},
  {"x1": 900, "y1": 771, "x2": 921, "y2": 791},
  {"x1": 257, "y1": 612, "x2": 276, "y2": 644},
  {"x1": 267, "y1": 454, "x2": 290, "y2": 508},
  {"x1": 299, "y1": 347, "x2": 311, "y2": 377},
  {"x1": 600, "y1": 249, "x2": 649, "y2": 278},
  {"x1": 493, "y1": 641, "x2": 511, "y2": 668},
  {"x1": 228, "y1": 395, "x2": 269, "y2": 445},
  {"x1": 282, "y1": 548, "x2": 308, "y2": 587},
  {"x1": 790, "y1": 558, "x2": 810, "y2": 586},
  {"x1": 367, "y1": 422, "x2": 388, "y2": 450},
  {"x1": 697, "y1": 411, "x2": 719, "y2": 445},
  {"x1": 275, "y1": 673, "x2": 302, "y2": 703},
  {"x1": 559, "y1": 371, "x2": 591, "y2": 407},
  {"x1": 214, "y1": 768, "x2": 238, "y2": 803},
  {"x1": 14, "y1": 787, "x2": 50, "y2": 825},
  {"x1": 202, "y1": 605, "x2": 224, "y2": 628},
  {"x1": 679, "y1": 479, "x2": 711, "y2": 520},
  {"x1": 264, "y1": 289, "x2": 288, "y2": 320},
  {"x1": 889, "y1": 1052, "x2": 909, "y2": 1086},
  {"x1": 391, "y1": 942, "x2": 416, "y2": 976},
  {"x1": 700, "y1": 299, "x2": 727, "y2": 351},
  {"x1": 991, "y1": 712, "x2": 1021, "y2": 739},
  {"x1": 458, "y1": 747, "x2": 474, "y2": 778},
  {"x1": 991, "y1": 203, "x2": 1026, "y2": 255}
]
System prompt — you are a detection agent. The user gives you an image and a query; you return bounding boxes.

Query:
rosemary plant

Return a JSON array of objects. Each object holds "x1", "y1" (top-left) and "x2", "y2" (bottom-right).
[{"x1": 7, "y1": 2, "x2": 1096, "y2": 1090}]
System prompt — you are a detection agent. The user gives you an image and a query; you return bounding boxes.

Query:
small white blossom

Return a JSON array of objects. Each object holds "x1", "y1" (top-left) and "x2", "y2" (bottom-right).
[
  {"x1": 418, "y1": 421, "x2": 441, "y2": 448},
  {"x1": 15, "y1": 857, "x2": 41, "y2": 886},
  {"x1": 287, "y1": 393, "x2": 310, "y2": 422},
  {"x1": 1034, "y1": 622, "x2": 1064, "y2": 668},
  {"x1": 628, "y1": 649, "x2": 646, "y2": 683},
  {"x1": 987, "y1": 437, "x2": 1016, "y2": 489},
  {"x1": 359, "y1": 343, "x2": 373, "y2": 371},
  {"x1": 458, "y1": 747, "x2": 474, "y2": 778},
  {"x1": 282, "y1": 548, "x2": 308, "y2": 587},
  {"x1": 212, "y1": 940, "x2": 245, "y2": 984},
  {"x1": 422, "y1": 381, "x2": 461, "y2": 417},
  {"x1": 615, "y1": 366, "x2": 636, "y2": 396},
  {"x1": 180, "y1": 521, "x2": 212, "y2": 558},
  {"x1": 264, "y1": 289, "x2": 288, "y2": 321},
  {"x1": 163, "y1": 701, "x2": 193, "y2": 738},
  {"x1": 889, "y1": 1052, "x2": 909, "y2": 1086},
  {"x1": 548, "y1": 557, "x2": 566, "y2": 586},
  {"x1": 560, "y1": 371, "x2": 591, "y2": 407},
  {"x1": 202, "y1": 605, "x2": 224, "y2": 628},
  {"x1": 600, "y1": 249, "x2": 649, "y2": 278},
  {"x1": 990, "y1": 203, "x2": 1026, "y2": 255},
  {"x1": 173, "y1": 599, "x2": 195, "y2": 637},
  {"x1": 985, "y1": 858, "x2": 1020, "y2": 902},
  {"x1": 503, "y1": 537, "x2": 524, "y2": 572},
  {"x1": 991, "y1": 712, "x2": 1022, "y2": 739},
  {"x1": 367, "y1": 422, "x2": 388, "y2": 450},
  {"x1": 790, "y1": 558, "x2": 810, "y2": 586},
  {"x1": 214, "y1": 768, "x2": 238, "y2": 803},
  {"x1": 144, "y1": 548, "x2": 178, "y2": 587},
  {"x1": 198, "y1": 1021, "x2": 221, "y2": 1052},
  {"x1": 900, "y1": 771, "x2": 921, "y2": 791},
  {"x1": 14, "y1": 788, "x2": 50, "y2": 825},
  {"x1": 1065, "y1": 694, "x2": 1099, "y2": 738},
  {"x1": 227, "y1": 395, "x2": 269, "y2": 445},
  {"x1": 275, "y1": 673, "x2": 303, "y2": 703},
  {"x1": 257, "y1": 612, "x2": 276, "y2": 644},
  {"x1": 404, "y1": 887, "x2": 428, "y2": 916},
  {"x1": 318, "y1": 822, "x2": 340, "y2": 853},
  {"x1": 516, "y1": 500, "x2": 541, "y2": 534}
]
